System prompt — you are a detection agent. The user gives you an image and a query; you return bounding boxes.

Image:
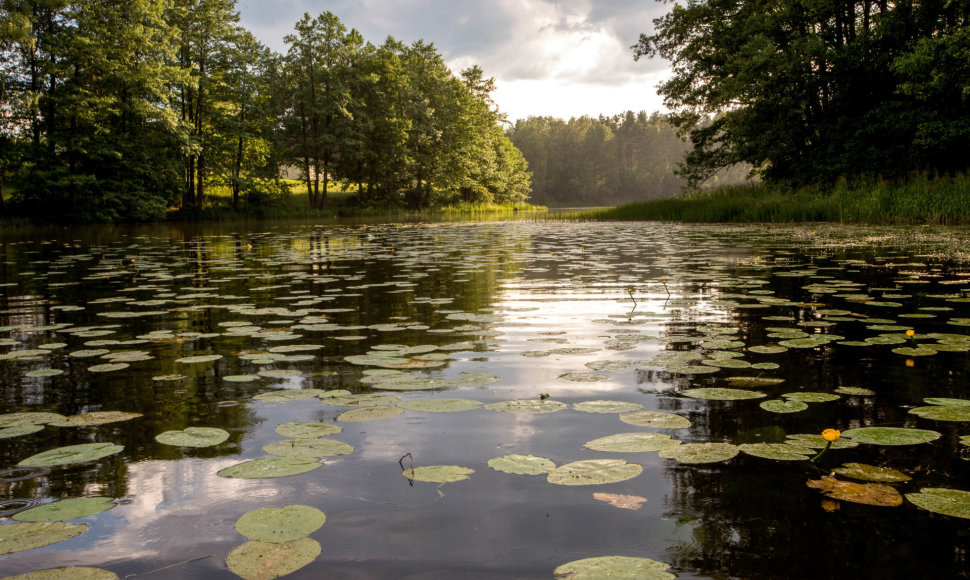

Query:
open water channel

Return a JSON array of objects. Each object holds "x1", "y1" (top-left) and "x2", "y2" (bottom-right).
[{"x1": 2, "y1": 219, "x2": 970, "y2": 579}]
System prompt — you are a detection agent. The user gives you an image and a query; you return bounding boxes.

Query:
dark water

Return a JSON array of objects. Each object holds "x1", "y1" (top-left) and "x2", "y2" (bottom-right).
[{"x1": 2, "y1": 220, "x2": 970, "y2": 579}]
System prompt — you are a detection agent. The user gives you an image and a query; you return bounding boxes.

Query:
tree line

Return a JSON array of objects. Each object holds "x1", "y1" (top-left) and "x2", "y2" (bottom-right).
[
  {"x1": 507, "y1": 111, "x2": 750, "y2": 207},
  {"x1": 637, "y1": 0, "x2": 970, "y2": 187},
  {"x1": 0, "y1": 2, "x2": 531, "y2": 222}
]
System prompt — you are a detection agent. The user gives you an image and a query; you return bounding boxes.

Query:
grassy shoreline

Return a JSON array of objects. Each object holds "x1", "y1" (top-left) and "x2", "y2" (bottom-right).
[{"x1": 578, "y1": 174, "x2": 970, "y2": 224}]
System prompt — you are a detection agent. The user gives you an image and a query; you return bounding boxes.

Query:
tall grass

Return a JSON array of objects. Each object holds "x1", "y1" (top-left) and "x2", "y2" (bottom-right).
[{"x1": 581, "y1": 174, "x2": 970, "y2": 224}]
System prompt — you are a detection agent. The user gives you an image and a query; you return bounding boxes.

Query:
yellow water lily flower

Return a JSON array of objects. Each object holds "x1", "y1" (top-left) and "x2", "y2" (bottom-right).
[{"x1": 822, "y1": 428, "x2": 841, "y2": 442}]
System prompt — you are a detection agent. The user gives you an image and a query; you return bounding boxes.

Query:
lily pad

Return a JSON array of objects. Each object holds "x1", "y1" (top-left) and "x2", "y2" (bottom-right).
[
  {"x1": 682, "y1": 388, "x2": 766, "y2": 401},
  {"x1": 0, "y1": 425, "x2": 44, "y2": 439},
  {"x1": 13, "y1": 497, "x2": 115, "y2": 521},
  {"x1": 226, "y1": 538, "x2": 321, "y2": 580},
  {"x1": 807, "y1": 477, "x2": 903, "y2": 507},
  {"x1": 0, "y1": 567, "x2": 118, "y2": 580},
  {"x1": 906, "y1": 488, "x2": 970, "y2": 519},
  {"x1": 724, "y1": 377, "x2": 785, "y2": 388},
  {"x1": 217, "y1": 456, "x2": 321, "y2": 479},
  {"x1": 618, "y1": 411, "x2": 691, "y2": 428},
  {"x1": 254, "y1": 390, "x2": 327, "y2": 403},
  {"x1": 325, "y1": 394, "x2": 401, "y2": 408},
  {"x1": 235, "y1": 505, "x2": 326, "y2": 543},
  {"x1": 398, "y1": 398, "x2": 481, "y2": 413},
  {"x1": 155, "y1": 427, "x2": 230, "y2": 448},
  {"x1": 257, "y1": 369, "x2": 304, "y2": 379},
  {"x1": 547, "y1": 459, "x2": 643, "y2": 486},
  {"x1": 584, "y1": 433, "x2": 682, "y2": 453},
  {"x1": 831, "y1": 463, "x2": 911, "y2": 483},
  {"x1": 24, "y1": 369, "x2": 65, "y2": 378},
  {"x1": 337, "y1": 406, "x2": 404, "y2": 422},
  {"x1": 20, "y1": 443, "x2": 124, "y2": 467},
  {"x1": 924, "y1": 397, "x2": 970, "y2": 406},
  {"x1": 559, "y1": 372, "x2": 611, "y2": 382},
  {"x1": 0, "y1": 522, "x2": 89, "y2": 555},
  {"x1": 585, "y1": 360, "x2": 632, "y2": 372},
  {"x1": 87, "y1": 363, "x2": 129, "y2": 373},
  {"x1": 403, "y1": 465, "x2": 474, "y2": 483},
  {"x1": 782, "y1": 392, "x2": 840, "y2": 403},
  {"x1": 262, "y1": 438, "x2": 354, "y2": 458},
  {"x1": 785, "y1": 434, "x2": 859, "y2": 450},
  {"x1": 738, "y1": 443, "x2": 813, "y2": 461},
  {"x1": 835, "y1": 387, "x2": 876, "y2": 396},
  {"x1": 484, "y1": 400, "x2": 567, "y2": 413},
  {"x1": 573, "y1": 400, "x2": 643, "y2": 414},
  {"x1": 842, "y1": 427, "x2": 942, "y2": 446},
  {"x1": 274, "y1": 422, "x2": 341, "y2": 438},
  {"x1": 175, "y1": 354, "x2": 223, "y2": 364},
  {"x1": 909, "y1": 406, "x2": 970, "y2": 422},
  {"x1": 0, "y1": 412, "x2": 65, "y2": 428},
  {"x1": 658, "y1": 442, "x2": 739, "y2": 464},
  {"x1": 553, "y1": 555, "x2": 674, "y2": 579},
  {"x1": 488, "y1": 454, "x2": 556, "y2": 475},
  {"x1": 48, "y1": 411, "x2": 142, "y2": 427},
  {"x1": 592, "y1": 493, "x2": 648, "y2": 511},
  {"x1": 759, "y1": 399, "x2": 808, "y2": 413}
]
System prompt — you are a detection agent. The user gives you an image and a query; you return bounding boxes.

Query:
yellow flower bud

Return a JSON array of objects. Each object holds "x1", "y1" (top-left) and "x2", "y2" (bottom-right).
[
  {"x1": 822, "y1": 429, "x2": 841, "y2": 442},
  {"x1": 906, "y1": 329, "x2": 915, "y2": 338}
]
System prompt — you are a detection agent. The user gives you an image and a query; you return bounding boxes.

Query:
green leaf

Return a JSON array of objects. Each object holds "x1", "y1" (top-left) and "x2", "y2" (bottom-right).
[
  {"x1": 484, "y1": 400, "x2": 567, "y2": 413},
  {"x1": 759, "y1": 399, "x2": 808, "y2": 413},
  {"x1": 738, "y1": 443, "x2": 813, "y2": 461},
  {"x1": 583, "y1": 433, "x2": 682, "y2": 453},
  {"x1": 547, "y1": 459, "x2": 643, "y2": 486},
  {"x1": 0, "y1": 412, "x2": 65, "y2": 428},
  {"x1": 398, "y1": 398, "x2": 481, "y2": 413},
  {"x1": 782, "y1": 392, "x2": 840, "y2": 403},
  {"x1": 558, "y1": 372, "x2": 611, "y2": 382},
  {"x1": 682, "y1": 388, "x2": 766, "y2": 400},
  {"x1": 553, "y1": 556, "x2": 675, "y2": 579},
  {"x1": 785, "y1": 434, "x2": 859, "y2": 450},
  {"x1": 831, "y1": 463, "x2": 911, "y2": 483},
  {"x1": 658, "y1": 442, "x2": 739, "y2": 464},
  {"x1": 909, "y1": 406, "x2": 970, "y2": 422},
  {"x1": 0, "y1": 567, "x2": 118, "y2": 580},
  {"x1": 336, "y1": 406, "x2": 403, "y2": 423},
  {"x1": 834, "y1": 387, "x2": 876, "y2": 396},
  {"x1": 842, "y1": 427, "x2": 942, "y2": 445},
  {"x1": 155, "y1": 427, "x2": 230, "y2": 448},
  {"x1": 618, "y1": 411, "x2": 690, "y2": 428},
  {"x1": 0, "y1": 425, "x2": 44, "y2": 439},
  {"x1": 923, "y1": 397, "x2": 970, "y2": 406},
  {"x1": 19, "y1": 443, "x2": 124, "y2": 467},
  {"x1": 225, "y1": 538, "x2": 321, "y2": 580},
  {"x1": 235, "y1": 505, "x2": 326, "y2": 543},
  {"x1": 0, "y1": 522, "x2": 88, "y2": 555},
  {"x1": 49, "y1": 412, "x2": 142, "y2": 427},
  {"x1": 906, "y1": 488, "x2": 970, "y2": 519},
  {"x1": 217, "y1": 457, "x2": 321, "y2": 479},
  {"x1": 488, "y1": 454, "x2": 556, "y2": 475},
  {"x1": 13, "y1": 497, "x2": 115, "y2": 522},
  {"x1": 175, "y1": 354, "x2": 223, "y2": 364},
  {"x1": 274, "y1": 422, "x2": 341, "y2": 438},
  {"x1": 573, "y1": 400, "x2": 643, "y2": 414},
  {"x1": 403, "y1": 465, "x2": 474, "y2": 483},
  {"x1": 262, "y1": 438, "x2": 354, "y2": 458}
]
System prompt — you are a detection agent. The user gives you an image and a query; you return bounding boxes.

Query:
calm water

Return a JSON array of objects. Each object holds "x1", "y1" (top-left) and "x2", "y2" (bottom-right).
[{"x1": 2, "y1": 220, "x2": 970, "y2": 579}]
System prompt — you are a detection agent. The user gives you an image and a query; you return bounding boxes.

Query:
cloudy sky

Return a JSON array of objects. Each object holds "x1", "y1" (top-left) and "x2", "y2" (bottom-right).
[{"x1": 236, "y1": 0, "x2": 671, "y2": 122}]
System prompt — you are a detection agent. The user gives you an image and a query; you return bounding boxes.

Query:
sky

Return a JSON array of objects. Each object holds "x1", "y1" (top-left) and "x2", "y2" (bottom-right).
[{"x1": 236, "y1": 0, "x2": 671, "y2": 123}]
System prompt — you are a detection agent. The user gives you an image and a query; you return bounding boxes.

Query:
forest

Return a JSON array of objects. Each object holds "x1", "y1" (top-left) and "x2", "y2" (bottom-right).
[
  {"x1": 0, "y1": 2, "x2": 531, "y2": 222},
  {"x1": 508, "y1": 112, "x2": 749, "y2": 207}
]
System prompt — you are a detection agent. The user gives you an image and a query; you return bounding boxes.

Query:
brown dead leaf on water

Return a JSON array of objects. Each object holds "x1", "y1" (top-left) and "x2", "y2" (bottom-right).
[
  {"x1": 806, "y1": 477, "x2": 902, "y2": 507},
  {"x1": 593, "y1": 493, "x2": 647, "y2": 510}
]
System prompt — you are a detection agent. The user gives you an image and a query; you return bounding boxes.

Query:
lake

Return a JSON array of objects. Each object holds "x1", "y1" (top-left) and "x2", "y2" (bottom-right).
[{"x1": 2, "y1": 219, "x2": 970, "y2": 579}]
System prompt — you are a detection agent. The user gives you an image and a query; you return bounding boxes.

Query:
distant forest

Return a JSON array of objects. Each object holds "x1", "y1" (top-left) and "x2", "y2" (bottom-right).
[{"x1": 507, "y1": 112, "x2": 750, "y2": 207}]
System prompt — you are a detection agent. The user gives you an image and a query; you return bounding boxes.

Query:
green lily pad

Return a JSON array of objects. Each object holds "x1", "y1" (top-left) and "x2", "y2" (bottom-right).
[
  {"x1": 155, "y1": 427, "x2": 230, "y2": 447},
  {"x1": 257, "y1": 369, "x2": 304, "y2": 379},
  {"x1": 398, "y1": 398, "x2": 481, "y2": 413},
  {"x1": 584, "y1": 433, "x2": 682, "y2": 453},
  {"x1": 175, "y1": 354, "x2": 223, "y2": 364},
  {"x1": 808, "y1": 477, "x2": 903, "y2": 507},
  {"x1": 658, "y1": 442, "x2": 739, "y2": 464},
  {"x1": 254, "y1": 390, "x2": 327, "y2": 403},
  {"x1": 585, "y1": 360, "x2": 632, "y2": 372},
  {"x1": 892, "y1": 347, "x2": 937, "y2": 356},
  {"x1": 723, "y1": 377, "x2": 785, "y2": 388},
  {"x1": 559, "y1": 372, "x2": 611, "y2": 382},
  {"x1": 842, "y1": 427, "x2": 942, "y2": 446},
  {"x1": 759, "y1": 399, "x2": 808, "y2": 413},
  {"x1": 832, "y1": 463, "x2": 911, "y2": 483},
  {"x1": 13, "y1": 497, "x2": 115, "y2": 521},
  {"x1": 682, "y1": 388, "x2": 766, "y2": 401},
  {"x1": 909, "y1": 406, "x2": 970, "y2": 422},
  {"x1": 488, "y1": 454, "x2": 556, "y2": 475},
  {"x1": 235, "y1": 505, "x2": 326, "y2": 543},
  {"x1": 48, "y1": 411, "x2": 142, "y2": 427},
  {"x1": 217, "y1": 456, "x2": 321, "y2": 479},
  {"x1": 0, "y1": 567, "x2": 118, "y2": 580},
  {"x1": 24, "y1": 369, "x2": 65, "y2": 378},
  {"x1": 337, "y1": 406, "x2": 404, "y2": 422},
  {"x1": 226, "y1": 538, "x2": 321, "y2": 580},
  {"x1": 484, "y1": 400, "x2": 567, "y2": 413},
  {"x1": 618, "y1": 411, "x2": 691, "y2": 428},
  {"x1": 906, "y1": 488, "x2": 970, "y2": 519},
  {"x1": 782, "y1": 392, "x2": 840, "y2": 403},
  {"x1": 749, "y1": 345, "x2": 788, "y2": 354},
  {"x1": 785, "y1": 434, "x2": 859, "y2": 450},
  {"x1": 224, "y1": 375, "x2": 261, "y2": 383},
  {"x1": 87, "y1": 363, "x2": 129, "y2": 373},
  {"x1": 274, "y1": 422, "x2": 341, "y2": 438},
  {"x1": 835, "y1": 387, "x2": 876, "y2": 396},
  {"x1": 924, "y1": 397, "x2": 970, "y2": 406},
  {"x1": 325, "y1": 394, "x2": 401, "y2": 407},
  {"x1": 263, "y1": 438, "x2": 354, "y2": 458},
  {"x1": 0, "y1": 425, "x2": 44, "y2": 439},
  {"x1": 403, "y1": 465, "x2": 474, "y2": 483},
  {"x1": 0, "y1": 522, "x2": 89, "y2": 555},
  {"x1": 447, "y1": 371, "x2": 503, "y2": 387},
  {"x1": 738, "y1": 443, "x2": 813, "y2": 461},
  {"x1": 573, "y1": 400, "x2": 643, "y2": 414},
  {"x1": 20, "y1": 443, "x2": 124, "y2": 467},
  {"x1": 547, "y1": 459, "x2": 642, "y2": 486},
  {"x1": 0, "y1": 412, "x2": 65, "y2": 427},
  {"x1": 553, "y1": 556, "x2": 675, "y2": 579}
]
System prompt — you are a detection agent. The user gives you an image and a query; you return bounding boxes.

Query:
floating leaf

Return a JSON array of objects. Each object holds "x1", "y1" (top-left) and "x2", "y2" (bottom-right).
[
  {"x1": 155, "y1": 427, "x2": 229, "y2": 448},
  {"x1": 20, "y1": 443, "x2": 123, "y2": 467},
  {"x1": 584, "y1": 433, "x2": 681, "y2": 453},
  {"x1": 488, "y1": 454, "x2": 556, "y2": 475},
  {"x1": 749, "y1": 345, "x2": 788, "y2": 354},
  {"x1": 337, "y1": 406, "x2": 403, "y2": 423},
  {"x1": 658, "y1": 442, "x2": 739, "y2": 464},
  {"x1": 274, "y1": 422, "x2": 341, "y2": 438},
  {"x1": 786, "y1": 434, "x2": 859, "y2": 450},
  {"x1": 226, "y1": 538, "x2": 321, "y2": 580},
  {"x1": 0, "y1": 522, "x2": 88, "y2": 555},
  {"x1": 573, "y1": 400, "x2": 643, "y2": 414},
  {"x1": 403, "y1": 465, "x2": 474, "y2": 483},
  {"x1": 738, "y1": 443, "x2": 812, "y2": 461},
  {"x1": 175, "y1": 354, "x2": 223, "y2": 364},
  {"x1": 262, "y1": 438, "x2": 354, "y2": 458},
  {"x1": 682, "y1": 388, "x2": 766, "y2": 401},
  {"x1": 547, "y1": 459, "x2": 642, "y2": 486},
  {"x1": 325, "y1": 394, "x2": 401, "y2": 408},
  {"x1": 759, "y1": 399, "x2": 808, "y2": 414},
  {"x1": 842, "y1": 427, "x2": 941, "y2": 446},
  {"x1": 724, "y1": 377, "x2": 785, "y2": 388},
  {"x1": 235, "y1": 505, "x2": 326, "y2": 543},
  {"x1": 0, "y1": 567, "x2": 118, "y2": 579},
  {"x1": 832, "y1": 463, "x2": 911, "y2": 483},
  {"x1": 224, "y1": 375, "x2": 261, "y2": 383},
  {"x1": 835, "y1": 387, "x2": 876, "y2": 396},
  {"x1": 484, "y1": 400, "x2": 567, "y2": 413},
  {"x1": 398, "y1": 398, "x2": 481, "y2": 413},
  {"x1": 558, "y1": 372, "x2": 611, "y2": 382},
  {"x1": 906, "y1": 488, "x2": 970, "y2": 519},
  {"x1": 87, "y1": 363, "x2": 128, "y2": 373},
  {"x1": 909, "y1": 406, "x2": 970, "y2": 422},
  {"x1": 618, "y1": 411, "x2": 691, "y2": 428},
  {"x1": 24, "y1": 369, "x2": 65, "y2": 378},
  {"x1": 0, "y1": 412, "x2": 65, "y2": 428},
  {"x1": 592, "y1": 493, "x2": 647, "y2": 511},
  {"x1": 254, "y1": 390, "x2": 327, "y2": 403},
  {"x1": 13, "y1": 497, "x2": 115, "y2": 521},
  {"x1": 0, "y1": 425, "x2": 44, "y2": 439},
  {"x1": 553, "y1": 556, "x2": 674, "y2": 579},
  {"x1": 48, "y1": 411, "x2": 142, "y2": 427},
  {"x1": 585, "y1": 360, "x2": 631, "y2": 372},
  {"x1": 807, "y1": 477, "x2": 902, "y2": 507},
  {"x1": 217, "y1": 457, "x2": 321, "y2": 479}
]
